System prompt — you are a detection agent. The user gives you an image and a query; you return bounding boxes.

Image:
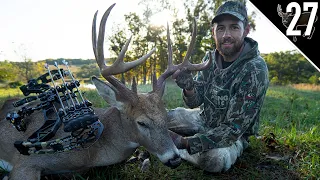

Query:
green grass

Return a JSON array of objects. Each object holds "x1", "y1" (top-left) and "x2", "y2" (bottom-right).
[{"x1": 0, "y1": 82, "x2": 319, "y2": 180}]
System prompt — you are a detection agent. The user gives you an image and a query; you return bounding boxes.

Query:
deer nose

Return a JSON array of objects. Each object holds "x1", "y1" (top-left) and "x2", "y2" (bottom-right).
[{"x1": 164, "y1": 154, "x2": 181, "y2": 169}]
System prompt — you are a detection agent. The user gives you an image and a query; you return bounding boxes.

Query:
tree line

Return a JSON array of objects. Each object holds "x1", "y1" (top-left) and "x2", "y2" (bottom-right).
[
  {"x1": 1, "y1": 50, "x2": 319, "y2": 87},
  {"x1": 0, "y1": 0, "x2": 319, "y2": 87},
  {"x1": 262, "y1": 50, "x2": 320, "y2": 85}
]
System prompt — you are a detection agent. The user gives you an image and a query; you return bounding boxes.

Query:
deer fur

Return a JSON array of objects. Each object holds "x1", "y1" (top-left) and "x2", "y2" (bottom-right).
[
  {"x1": 0, "y1": 3, "x2": 213, "y2": 179},
  {"x1": 0, "y1": 77, "x2": 181, "y2": 180}
]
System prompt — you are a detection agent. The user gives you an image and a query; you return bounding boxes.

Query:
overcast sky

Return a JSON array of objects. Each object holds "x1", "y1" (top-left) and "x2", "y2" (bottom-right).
[{"x1": 0, "y1": 0, "x2": 297, "y2": 62}]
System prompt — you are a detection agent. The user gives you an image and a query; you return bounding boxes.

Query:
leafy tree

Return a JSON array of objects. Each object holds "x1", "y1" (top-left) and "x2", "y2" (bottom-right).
[
  {"x1": 124, "y1": 11, "x2": 165, "y2": 85},
  {"x1": 264, "y1": 50, "x2": 320, "y2": 85},
  {"x1": 0, "y1": 61, "x2": 19, "y2": 82},
  {"x1": 125, "y1": 12, "x2": 147, "y2": 84},
  {"x1": 146, "y1": 25, "x2": 165, "y2": 83},
  {"x1": 30, "y1": 61, "x2": 46, "y2": 80},
  {"x1": 172, "y1": 10, "x2": 188, "y2": 65},
  {"x1": 43, "y1": 59, "x2": 96, "y2": 66},
  {"x1": 75, "y1": 64, "x2": 100, "y2": 79},
  {"x1": 13, "y1": 43, "x2": 35, "y2": 81},
  {"x1": 309, "y1": 75, "x2": 319, "y2": 85}
]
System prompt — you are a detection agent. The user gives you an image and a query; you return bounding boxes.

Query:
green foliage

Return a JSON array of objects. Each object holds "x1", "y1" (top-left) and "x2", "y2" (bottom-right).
[
  {"x1": 0, "y1": 88, "x2": 23, "y2": 106},
  {"x1": 7, "y1": 1, "x2": 318, "y2": 87},
  {"x1": 122, "y1": 11, "x2": 167, "y2": 84},
  {"x1": 0, "y1": 60, "x2": 46, "y2": 83},
  {"x1": 270, "y1": 76, "x2": 281, "y2": 85},
  {"x1": 11, "y1": 59, "x2": 33, "y2": 81},
  {"x1": 84, "y1": 84, "x2": 319, "y2": 179},
  {"x1": 259, "y1": 86, "x2": 320, "y2": 178},
  {"x1": 1, "y1": 1, "x2": 319, "y2": 178},
  {"x1": 75, "y1": 64, "x2": 100, "y2": 79},
  {"x1": 0, "y1": 60, "x2": 19, "y2": 82},
  {"x1": 0, "y1": 84, "x2": 320, "y2": 179},
  {"x1": 31, "y1": 61, "x2": 46, "y2": 80},
  {"x1": 109, "y1": 28, "x2": 127, "y2": 57},
  {"x1": 264, "y1": 50, "x2": 320, "y2": 85},
  {"x1": 184, "y1": 0, "x2": 215, "y2": 64},
  {"x1": 87, "y1": 84, "x2": 320, "y2": 179},
  {"x1": 309, "y1": 75, "x2": 319, "y2": 85},
  {"x1": 100, "y1": 0, "x2": 260, "y2": 85},
  {"x1": 172, "y1": 17, "x2": 188, "y2": 64},
  {"x1": 8, "y1": 81, "x2": 23, "y2": 88}
]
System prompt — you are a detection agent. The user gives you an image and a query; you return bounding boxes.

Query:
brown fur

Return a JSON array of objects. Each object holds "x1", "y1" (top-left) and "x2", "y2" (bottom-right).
[{"x1": 0, "y1": 81, "x2": 180, "y2": 180}]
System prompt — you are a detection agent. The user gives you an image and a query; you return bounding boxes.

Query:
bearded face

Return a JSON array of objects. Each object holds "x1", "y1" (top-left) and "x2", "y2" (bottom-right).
[
  {"x1": 212, "y1": 15, "x2": 249, "y2": 59},
  {"x1": 216, "y1": 32, "x2": 245, "y2": 57}
]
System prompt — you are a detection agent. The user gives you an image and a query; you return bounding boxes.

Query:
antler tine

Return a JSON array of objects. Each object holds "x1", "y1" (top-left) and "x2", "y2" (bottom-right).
[
  {"x1": 178, "y1": 18, "x2": 213, "y2": 71},
  {"x1": 181, "y1": 18, "x2": 197, "y2": 66},
  {"x1": 152, "y1": 22, "x2": 178, "y2": 95},
  {"x1": 92, "y1": 10, "x2": 98, "y2": 60},
  {"x1": 93, "y1": 3, "x2": 156, "y2": 79},
  {"x1": 92, "y1": 3, "x2": 154, "y2": 105},
  {"x1": 114, "y1": 35, "x2": 132, "y2": 67},
  {"x1": 277, "y1": 4, "x2": 284, "y2": 16},
  {"x1": 116, "y1": 46, "x2": 156, "y2": 74},
  {"x1": 152, "y1": 19, "x2": 212, "y2": 96},
  {"x1": 167, "y1": 22, "x2": 173, "y2": 68},
  {"x1": 92, "y1": 3, "x2": 115, "y2": 72},
  {"x1": 277, "y1": 4, "x2": 281, "y2": 12}
]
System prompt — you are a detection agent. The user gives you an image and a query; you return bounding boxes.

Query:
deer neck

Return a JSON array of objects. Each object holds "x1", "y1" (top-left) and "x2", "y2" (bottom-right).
[
  {"x1": 118, "y1": 109, "x2": 140, "y2": 146},
  {"x1": 93, "y1": 106, "x2": 139, "y2": 157}
]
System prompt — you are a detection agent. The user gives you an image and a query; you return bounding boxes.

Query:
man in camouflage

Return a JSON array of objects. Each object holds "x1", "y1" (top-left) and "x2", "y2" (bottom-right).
[{"x1": 168, "y1": 1, "x2": 269, "y2": 172}]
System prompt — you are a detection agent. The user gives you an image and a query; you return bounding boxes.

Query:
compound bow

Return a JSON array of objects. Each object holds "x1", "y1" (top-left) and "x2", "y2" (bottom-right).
[{"x1": 6, "y1": 60, "x2": 104, "y2": 155}]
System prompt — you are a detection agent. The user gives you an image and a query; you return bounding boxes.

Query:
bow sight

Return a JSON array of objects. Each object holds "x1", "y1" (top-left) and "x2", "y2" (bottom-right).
[{"x1": 6, "y1": 60, "x2": 104, "y2": 155}]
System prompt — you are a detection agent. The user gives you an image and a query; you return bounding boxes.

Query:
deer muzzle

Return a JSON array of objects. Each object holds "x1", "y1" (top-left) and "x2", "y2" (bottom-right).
[{"x1": 164, "y1": 154, "x2": 181, "y2": 169}]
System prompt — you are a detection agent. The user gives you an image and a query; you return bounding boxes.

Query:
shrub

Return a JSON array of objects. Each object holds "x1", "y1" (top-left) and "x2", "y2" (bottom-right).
[{"x1": 309, "y1": 75, "x2": 319, "y2": 85}]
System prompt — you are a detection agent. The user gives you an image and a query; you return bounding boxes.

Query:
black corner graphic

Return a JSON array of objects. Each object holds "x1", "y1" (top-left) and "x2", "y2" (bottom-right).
[
  {"x1": 277, "y1": 3, "x2": 318, "y2": 43},
  {"x1": 249, "y1": 0, "x2": 319, "y2": 69}
]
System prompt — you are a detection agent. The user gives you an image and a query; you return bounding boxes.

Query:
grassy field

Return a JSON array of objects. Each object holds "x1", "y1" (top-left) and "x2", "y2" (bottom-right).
[{"x1": 0, "y1": 82, "x2": 319, "y2": 180}]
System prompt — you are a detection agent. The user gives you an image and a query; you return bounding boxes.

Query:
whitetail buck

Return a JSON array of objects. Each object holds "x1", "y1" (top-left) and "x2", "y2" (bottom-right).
[{"x1": 0, "y1": 3, "x2": 212, "y2": 180}]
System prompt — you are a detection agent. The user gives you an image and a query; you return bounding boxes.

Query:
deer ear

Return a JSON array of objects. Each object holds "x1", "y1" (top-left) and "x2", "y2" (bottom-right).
[{"x1": 91, "y1": 76, "x2": 124, "y2": 108}]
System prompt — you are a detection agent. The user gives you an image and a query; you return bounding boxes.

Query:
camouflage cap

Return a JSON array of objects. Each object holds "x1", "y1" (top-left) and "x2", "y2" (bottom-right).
[{"x1": 211, "y1": 1, "x2": 248, "y2": 25}]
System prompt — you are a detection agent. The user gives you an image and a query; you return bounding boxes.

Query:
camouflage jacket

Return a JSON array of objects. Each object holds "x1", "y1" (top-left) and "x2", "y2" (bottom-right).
[{"x1": 183, "y1": 37, "x2": 269, "y2": 155}]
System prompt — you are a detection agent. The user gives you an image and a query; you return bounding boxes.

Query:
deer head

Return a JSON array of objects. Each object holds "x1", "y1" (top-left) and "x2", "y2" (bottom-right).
[
  {"x1": 91, "y1": 3, "x2": 212, "y2": 168},
  {"x1": 277, "y1": 4, "x2": 293, "y2": 27}
]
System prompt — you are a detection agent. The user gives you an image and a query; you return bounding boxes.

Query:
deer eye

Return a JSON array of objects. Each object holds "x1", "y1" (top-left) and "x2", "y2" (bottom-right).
[{"x1": 137, "y1": 121, "x2": 148, "y2": 128}]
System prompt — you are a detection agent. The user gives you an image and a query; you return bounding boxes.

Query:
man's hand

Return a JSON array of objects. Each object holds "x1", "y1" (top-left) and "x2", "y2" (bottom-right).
[
  {"x1": 169, "y1": 130, "x2": 188, "y2": 149},
  {"x1": 172, "y1": 68, "x2": 194, "y2": 91}
]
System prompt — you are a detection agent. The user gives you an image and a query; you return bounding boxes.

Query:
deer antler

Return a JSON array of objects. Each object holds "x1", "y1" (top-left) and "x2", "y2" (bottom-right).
[
  {"x1": 92, "y1": 4, "x2": 156, "y2": 77},
  {"x1": 277, "y1": 4, "x2": 284, "y2": 17},
  {"x1": 92, "y1": 3, "x2": 156, "y2": 104},
  {"x1": 152, "y1": 18, "x2": 212, "y2": 96}
]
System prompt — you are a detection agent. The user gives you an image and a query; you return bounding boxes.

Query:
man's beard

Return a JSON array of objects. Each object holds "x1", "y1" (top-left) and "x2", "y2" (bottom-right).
[{"x1": 217, "y1": 37, "x2": 244, "y2": 57}]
